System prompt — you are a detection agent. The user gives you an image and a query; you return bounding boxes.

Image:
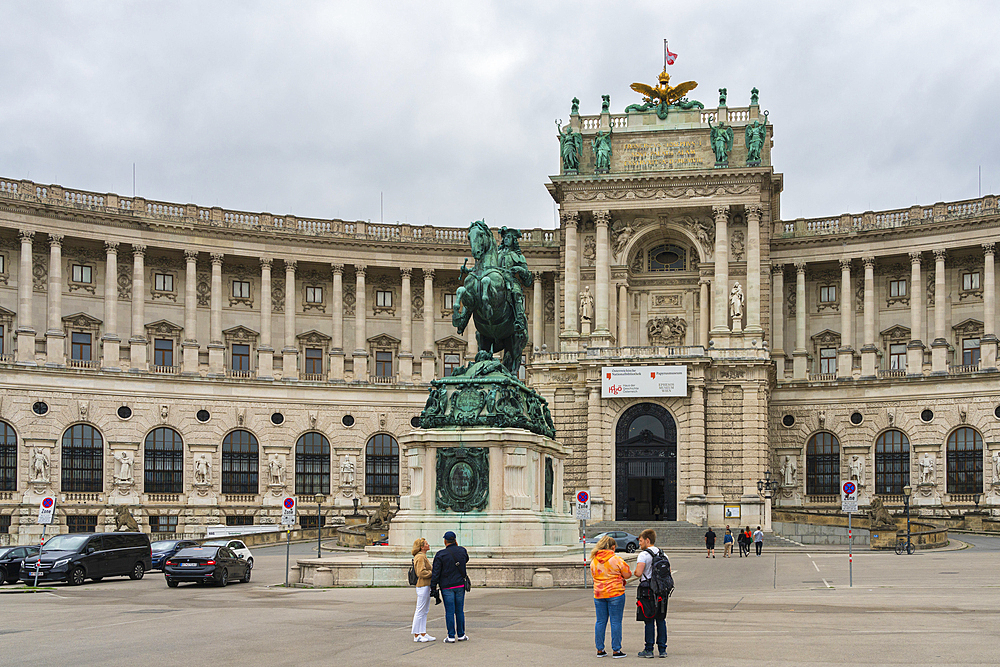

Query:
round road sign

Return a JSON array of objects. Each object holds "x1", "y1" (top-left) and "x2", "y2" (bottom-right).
[
  {"x1": 283, "y1": 497, "x2": 295, "y2": 509},
  {"x1": 843, "y1": 482, "x2": 856, "y2": 495},
  {"x1": 577, "y1": 491, "x2": 589, "y2": 504},
  {"x1": 42, "y1": 497, "x2": 54, "y2": 508}
]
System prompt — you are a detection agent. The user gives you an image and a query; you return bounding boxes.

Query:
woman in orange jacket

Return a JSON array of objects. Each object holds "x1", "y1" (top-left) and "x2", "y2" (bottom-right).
[{"x1": 589, "y1": 534, "x2": 632, "y2": 658}]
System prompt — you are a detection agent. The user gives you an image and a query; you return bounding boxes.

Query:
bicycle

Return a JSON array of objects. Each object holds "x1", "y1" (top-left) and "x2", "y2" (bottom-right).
[{"x1": 894, "y1": 538, "x2": 915, "y2": 555}]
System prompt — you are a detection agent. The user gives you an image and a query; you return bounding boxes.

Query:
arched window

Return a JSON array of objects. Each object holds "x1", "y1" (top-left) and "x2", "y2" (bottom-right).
[
  {"x1": 648, "y1": 244, "x2": 687, "y2": 271},
  {"x1": 144, "y1": 427, "x2": 184, "y2": 494},
  {"x1": 222, "y1": 430, "x2": 259, "y2": 495},
  {"x1": 365, "y1": 434, "x2": 399, "y2": 496},
  {"x1": 295, "y1": 432, "x2": 330, "y2": 495},
  {"x1": 806, "y1": 432, "x2": 839, "y2": 496},
  {"x1": 62, "y1": 424, "x2": 103, "y2": 492},
  {"x1": 0, "y1": 421, "x2": 16, "y2": 491},
  {"x1": 875, "y1": 430, "x2": 910, "y2": 495},
  {"x1": 947, "y1": 427, "x2": 983, "y2": 494}
]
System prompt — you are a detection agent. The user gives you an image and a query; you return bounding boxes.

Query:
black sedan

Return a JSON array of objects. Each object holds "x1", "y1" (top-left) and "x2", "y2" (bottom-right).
[
  {"x1": 163, "y1": 546, "x2": 251, "y2": 587},
  {"x1": 150, "y1": 539, "x2": 200, "y2": 570},
  {"x1": 0, "y1": 546, "x2": 39, "y2": 583}
]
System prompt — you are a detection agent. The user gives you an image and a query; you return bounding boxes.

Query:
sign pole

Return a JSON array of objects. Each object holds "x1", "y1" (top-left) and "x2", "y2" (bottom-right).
[
  {"x1": 848, "y1": 512, "x2": 853, "y2": 588},
  {"x1": 285, "y1": 529, "x2": 291, "y2": 588},
  {"x1": 841, "y1": 481, "x2": 857, "y2": 589},
  {"x1": 32, "y1": 524, "x2": 46, "y2": 588},
  {"x1": 280, "y1": 496, "x2": 296, "y2": 587}
]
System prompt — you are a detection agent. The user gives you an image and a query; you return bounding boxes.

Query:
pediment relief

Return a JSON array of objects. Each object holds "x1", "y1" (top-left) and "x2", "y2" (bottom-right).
[
  {"x1": 952, "y1": 318, "x2": 984, "y2": 336},
  {"x1": 62, "y1": 312, "x2": 103, "y2": 328},
  {"x1": 297, "y1": 329, "x2": 332, "y2": 345},
  {"x1": 145, "y1": 319, "x2": 183, "y2": 336},
  {"x1": 810, "y1": 329, "x2": 841, "y2": 345},
  {"x1": 367, "y1": 333, "x2": 400, "y2": 348},
  {"x1": 879, "y1": 325, "x2": 911, "y2": 342},
  {"x1": 223, "y1": 325, "x2": 259, "y2": 342},
  {"x1": 435, "y1": 335, "x2": 468, "y2": 353}
]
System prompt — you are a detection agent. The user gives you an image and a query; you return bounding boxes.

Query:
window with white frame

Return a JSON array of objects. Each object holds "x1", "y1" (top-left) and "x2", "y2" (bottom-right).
[
  {"x1": 443, "y1": 293, "x2": 456, "y2": 310},
  {"x1": 963, "y1": 271, "x2": 981, "y2": 291},
  {"x1": 232, "y1": 281, "x2": 251, "y2": 299},
  {"x1": 154, "y1": 273, "x2": 174, "y2": 292},
  {"x1": 71, "y1": 264, "x2": 92, "y2": 284},
  {"x1": 819, "y1": 285, "x2": 837, "y2": 303},
  {"x1": 888, "y1": 279, "x2": 906, "y2": 298},
  {"x1": 376, "y1": 290, "x2": 392, "y2": 308},
  {"x1": 306, "y1": 286, "x2": 323, "y2": 304}
]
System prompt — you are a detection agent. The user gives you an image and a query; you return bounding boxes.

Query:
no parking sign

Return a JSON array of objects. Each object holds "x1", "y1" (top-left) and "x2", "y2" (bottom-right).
[
  {"x1": 575, "y1": 490, "x2": 591, "y2": 520},
  {"x1": 841, "y1": 481, "x2": 858, "y2": 513},
  {"x1": 280, "y1": 497, "x2": 296, "y2": 526},
  {"x1": 37, "y1": 496, "x2": 55, "y2": 525}
]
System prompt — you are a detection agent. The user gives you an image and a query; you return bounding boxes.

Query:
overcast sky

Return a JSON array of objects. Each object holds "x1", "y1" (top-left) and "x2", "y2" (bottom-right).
[{"x1": 2, "y1": 1, "x2": 999, "y2": 229}]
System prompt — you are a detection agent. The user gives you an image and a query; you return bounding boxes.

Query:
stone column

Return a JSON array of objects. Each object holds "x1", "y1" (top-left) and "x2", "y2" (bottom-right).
[
  {"x1": 421, "y1": 268, "x2": 435, "y2": 381},
  {"x1": 593, "y1": 210, "x2": 611, "y2": 339},
  {"x1": 399, "y1": 267, "x2": 413, "y2": 382},
  {"x1": 102, "y1": 242, "x2": 121, "y2": 370},
  {"x1": 931, "y1": 249, "x2": 948, "y2": 372},
  {"x1": 860, "y1": 256, "x2": 878, "y2": 377},
  {"x1": 181, "y1": 250, "x2": 199, "y2": 374},
  {"x1": 207, "y1": 253, "x2": 225, "y2": 375},
  {"x1": 257, "y1": 257, "x2": 274, "y2": 379},
  {"x1": 282, "y1": 260, "x2": 298, "y2": 380},
  {"x1": 837, "y1": 259, "x2": 854, "y2": 379},
  {"x1": 15, "y1": 230, "x2": 36, "y2": 364},
  {"x1": 688, "y1": 383, "x2": 706, "y2": 496},
  {"x1": 330, "y1": 264, "x2": 345, "y2": 380},
  {"x1": 609, "y1": 271, "x2": 618, "y2": 344},
  {"x1": 45, "y1": 233, "x2": 65, "y2": 366},
  {"x1": 906, "y1": 252, "x2": 925, "y2": 375},
  {"x1": 792, "y1": 263, "x2": 808, "y2": 378},
  {"x1": 982, "y1": 244, "x2": 997, "y2": 369},
  {"x1": 711, "y1": 205, "x2": 730, "y2": 339},
  {"x1": 532, "y1": 272, "x2": 543, "y2": 354},
  {"x1": 699, "y1": 278, "x2": 711, "y2": 349},
  {"x1": 745, "y1": 204, "x2": 763, "y2": 335},
  {"x1": 353, "y1": 265, "x2": 368, "y2": 379},
  {"x1": 771, "y1": 265, "x2": 785, "y2": 377},
  {"x1": 129, "y1": 244, "x2": 148, "y2": 371},
  {"x1": 618, "y1": 282, "x2": 628, "y2": 347},
  {"x1": 560, "y1": 211, "x2": 580, "y2": 346}
]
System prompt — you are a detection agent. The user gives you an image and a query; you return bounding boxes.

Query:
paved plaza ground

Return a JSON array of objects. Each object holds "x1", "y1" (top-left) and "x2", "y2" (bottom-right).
[{"x1": 2, "y1": 535, "x2": 999, "y2": 666}]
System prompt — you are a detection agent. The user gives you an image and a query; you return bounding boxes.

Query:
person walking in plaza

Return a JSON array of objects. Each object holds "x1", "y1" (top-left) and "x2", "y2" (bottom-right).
[
  {"x1": 741, "y1": 526, "x2": 753, "y2": 557},
  {"x1": 410, "y1": 538, "x2": 436, "y2": 643},
  {"x1": 590, "y1": 533, "x2": 632, "y2": 658},
  {"x1": 430, "y1": 531, "x2": 470, "y2": 643},
  {"x1": 633, "y1": 529, "x2": 669, "y2": 658},
  {"x1": 753, "y1": 526, "x2": 764, "y2": 556},
  {"x1": 722, "y1": 526, "x2": 734, "y2": 558},
  {"x1": 704, "y1": 526, "x2": 716, "y2": 558}
]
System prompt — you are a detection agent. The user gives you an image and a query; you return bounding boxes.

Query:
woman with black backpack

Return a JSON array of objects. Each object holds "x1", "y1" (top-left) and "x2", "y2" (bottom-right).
[{"x1": 410, "y1": 538, "x2": 435, "y2": 642}]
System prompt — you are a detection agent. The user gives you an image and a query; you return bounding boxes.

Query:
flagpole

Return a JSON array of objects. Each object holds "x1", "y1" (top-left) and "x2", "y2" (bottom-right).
[{"x1": 664, "y1": 39, "x2": 668, "y2": 70}]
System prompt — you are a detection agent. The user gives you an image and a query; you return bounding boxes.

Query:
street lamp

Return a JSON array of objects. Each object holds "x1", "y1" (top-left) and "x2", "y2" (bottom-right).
[
  {"x1": 902, "y1": 485, "x2": 912, "y2": 554},
  {"x1": 757, "y1": 470, "x2": 776, "y2": 531},
  {"x1": 314, "y1": 494, "x2": 326, "y2": 558}
]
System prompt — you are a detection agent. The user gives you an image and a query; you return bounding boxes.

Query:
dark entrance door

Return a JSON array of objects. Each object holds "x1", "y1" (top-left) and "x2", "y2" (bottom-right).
[{"x1": 615, "y1": 403, "x2": 677, "y2": 521}]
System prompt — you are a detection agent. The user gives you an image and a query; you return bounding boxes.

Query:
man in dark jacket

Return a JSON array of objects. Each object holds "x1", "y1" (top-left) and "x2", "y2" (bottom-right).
[{"x1": 430, "y1": 530, "x2": 470, "y2": 643}]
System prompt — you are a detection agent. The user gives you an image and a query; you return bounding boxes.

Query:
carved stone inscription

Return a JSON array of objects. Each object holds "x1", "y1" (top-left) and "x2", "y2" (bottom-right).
[{"x1": 618, "y1": 138, "x2": 707, "y2": 171}]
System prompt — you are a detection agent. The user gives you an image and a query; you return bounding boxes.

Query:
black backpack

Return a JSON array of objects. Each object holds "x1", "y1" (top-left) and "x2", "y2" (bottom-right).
[
  {"x1": 407, "y1": 558, "x2": 418, "y2": 586},
  {"x1": 644, "y1": 548, "x2": 674, "y2": 610}
]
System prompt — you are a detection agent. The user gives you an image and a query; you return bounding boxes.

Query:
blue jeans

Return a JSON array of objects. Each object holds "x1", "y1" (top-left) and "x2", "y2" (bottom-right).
[
  {"x1": 644, "y1": 617, "x2": 667, "y2": 651},
  {"x1": 594, "y1": 594, "x2": 625, "y2": 652},
  {"x1": 441, "y1": 587, "x2": 466, "y2": 638}
]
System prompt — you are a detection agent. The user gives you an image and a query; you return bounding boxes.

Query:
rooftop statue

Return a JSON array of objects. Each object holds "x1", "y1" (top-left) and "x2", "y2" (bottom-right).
[
  {"x1": 592, "y1": 129, "x2": 612, "y2": 174},
  {"x1": 745, "y1": 110, "x2": 769, "y2": 166},
  {"x1": 625, "y1": 69, "x2": 702, "y2": 119},
  {"x1": 708, "y1": 116, "x2": 734, "y2": 167},
  {"x1": 556, "y1": 121, "x2": 582, "y2": 173}
]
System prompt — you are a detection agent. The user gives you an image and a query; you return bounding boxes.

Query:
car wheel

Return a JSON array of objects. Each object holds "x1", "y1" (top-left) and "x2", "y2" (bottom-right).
[
  {"x1": 166, "y1": 579, "x2": 179, "y2": 588},
  {"x1": 91, "y1": 577, "x2": 103, "y2": 582},
  {"x1": 68, "y1": 566, "x2": 86, "y2": 586},
  {"x1": 241, "y1": 566, "x2": 251, "y2": 583},
  {"x1": 130, "y1": 562, "x2": 145, "y2": 580},
  {"x1": 625, "y1": 542, "x2": 637, "y2": 553},
  {"x1": 245, "y1": 558, "x2": 253, "y2": 570},
  {"x1": 218, "y1": 569, "x2": 228, "y2": 587}
]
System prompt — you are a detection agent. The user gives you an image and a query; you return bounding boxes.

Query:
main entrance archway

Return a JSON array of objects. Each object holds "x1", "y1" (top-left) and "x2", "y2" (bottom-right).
[{"x1": 615, "y1": 403, "x2": 677, "y2": 521}]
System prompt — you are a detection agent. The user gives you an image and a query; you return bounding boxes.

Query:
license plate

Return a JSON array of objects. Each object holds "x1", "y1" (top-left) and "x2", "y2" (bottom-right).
[{"x1": 181, "y1": 563, "x2": 198, "y2": 567}]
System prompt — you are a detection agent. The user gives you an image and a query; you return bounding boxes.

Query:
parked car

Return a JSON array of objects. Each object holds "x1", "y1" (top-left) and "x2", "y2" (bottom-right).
[
  {"x1": 202, "y1": 539, "x2": 254, "y2": 569},
  {"x1": 0, "y1": 546, "x2": 39, "y2": 583},
  {"x1": 20, "y1": 532, "x2": 152, "y2": 585},
  {"x1": 164, "y1": 545, "x2": 251, "y2": 587},
  {"x1": 150, "y1": 540, "x2": 200, "y2": 570},
  {"x1": 585, "y1": 531, "x2": 640, "y2": 553}
]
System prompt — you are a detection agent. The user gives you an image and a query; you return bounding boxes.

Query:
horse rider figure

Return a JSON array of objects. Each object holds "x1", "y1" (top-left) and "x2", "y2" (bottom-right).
[{"x1": 497, "y1": 226, "x2": 532, "y2": 339}]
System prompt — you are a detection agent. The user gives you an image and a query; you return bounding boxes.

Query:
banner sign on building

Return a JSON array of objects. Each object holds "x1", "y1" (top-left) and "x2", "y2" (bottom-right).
[{"x1": 602, "y1": 366, "x2": 687, "y2": 398}]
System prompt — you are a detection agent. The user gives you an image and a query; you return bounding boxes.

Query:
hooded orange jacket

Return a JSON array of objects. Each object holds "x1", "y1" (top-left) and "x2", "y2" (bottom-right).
[{"x1": 590, "y1": 549, "x2": 631, "y2": 599}]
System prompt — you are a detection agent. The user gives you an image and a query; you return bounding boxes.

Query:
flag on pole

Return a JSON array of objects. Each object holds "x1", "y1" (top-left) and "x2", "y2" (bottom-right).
[{"x1": 664, "y1": 40, "x2": 678, "y2": 66}]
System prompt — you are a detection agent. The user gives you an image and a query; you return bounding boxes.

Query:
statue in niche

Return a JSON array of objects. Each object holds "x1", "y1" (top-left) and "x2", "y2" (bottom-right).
[
  {"x1": 849, "y1": 454, "x2": 865, "y2": 488},
  {"x1": 579, "y1": 287, "x2": 594, "y2": 326},
  {"x1": 731, "y1": 229, "x2": 746, "y2": 261},
  {"x1": 30, "y1": 447, "x2": 50, "y2": 483},
  {"x1": 340, "y1": 457, "x2": 356, "y2": 488},
  {"x1": 708, "y1": 117, "x2": 734, "y2": 166},
  {"x1": 729, "y1": 282, "x2": 744, "y2": 319},
  {"x1": 745, "y1": 110, "x2": 769, "y2": 166},
  {"x1": 194, "y1": 454, "x2": 212, "y2": 485},
  {"x1": 992, "y1": 450, "x2": 1000, "y2": 483},
  {"x1": 556, "y1": 121, "x2": 582, "y2": 173},
  {"x1": 782, "y1": 455, "x2": 797, "y2": 487},
  {"x1": 582, "y1": 235, "x2": 596, "y2": 264},
  {"x1": 919, "y1": 453, "x2": 936, "y2": 485},
  {"x1": 115, "y1": 451, "x2": 134, "y2": 483},
  {"x1": 611, "y1": 219, "x2": 633, "y2": 259},
  {"x1": 592, "y1": 129, "x2": 612, "y2": 174},
  {"x1": 268, "y1": 454, "x2": 285, "y2": 486}
]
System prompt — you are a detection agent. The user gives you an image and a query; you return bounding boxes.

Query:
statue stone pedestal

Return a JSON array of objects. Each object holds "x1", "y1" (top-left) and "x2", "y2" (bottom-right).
[{"x1": 378, "y1": 428, "x2": 579, "y2": 558}]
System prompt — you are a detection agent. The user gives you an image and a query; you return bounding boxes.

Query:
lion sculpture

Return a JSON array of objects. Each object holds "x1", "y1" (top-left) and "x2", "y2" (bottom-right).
[
  {"x1": 114, "y1": 506, "x2": 140, "y2": 532},
  {"x1": 366, "y1": 499, "x2": 395, "y2": 530},
  {"x1": 867, "y1": 496, "x2": 895, "y2": 529}
]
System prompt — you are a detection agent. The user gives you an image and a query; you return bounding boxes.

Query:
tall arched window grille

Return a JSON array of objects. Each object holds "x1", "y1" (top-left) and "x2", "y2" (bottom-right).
[
  {"x1": 62, "y1": 424, "x2": 104, "y2": 492},
  {"x1": 874, "y1": 430, "x2": 910, "y2": 495},
  {"x1": 144, "y1": 427, "x2": 184, "y2": 494},
  {"x1": 806, "y1": 432, "x2": 840, "y2": 496},
  {"x1": 295, "y1": 432, "x2": 331, "y2": 495},
  {"x1": 222, "y1": 430, "x2": 259, "y2": 495},
  {"x1": 947, "y1": 427, "x2": 983, "y2": 494},
  {"x1": 365, "y1": 434, "x2": 399, "y2": 496},
  {"x1": 0, "y1": 421, "x2": 16, "y2": 491}
]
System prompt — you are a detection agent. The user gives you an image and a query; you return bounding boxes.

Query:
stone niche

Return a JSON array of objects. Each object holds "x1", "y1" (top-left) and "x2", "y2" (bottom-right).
[{"x1": 379, "y1": 427, "x2": 580, "y2": 558}]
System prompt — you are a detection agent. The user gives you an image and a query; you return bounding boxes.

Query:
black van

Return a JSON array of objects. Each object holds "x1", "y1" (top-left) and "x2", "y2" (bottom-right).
[{"x1": 20, "y1": 532, "x2": 152, "y2": 585}]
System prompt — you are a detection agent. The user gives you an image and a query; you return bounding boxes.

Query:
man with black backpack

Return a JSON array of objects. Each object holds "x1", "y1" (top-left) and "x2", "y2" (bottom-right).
[{"x1": 633, "y1": 529, "x2": 672, "y2": 658}]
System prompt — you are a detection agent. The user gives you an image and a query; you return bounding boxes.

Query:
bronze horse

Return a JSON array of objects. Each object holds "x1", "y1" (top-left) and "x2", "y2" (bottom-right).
[{"x1": 453, "y1": 220, "x2": 527, "y2": 377}]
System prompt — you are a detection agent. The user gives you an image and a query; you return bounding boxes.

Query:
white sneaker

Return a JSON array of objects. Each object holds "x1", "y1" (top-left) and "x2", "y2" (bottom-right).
[
  {"x1": 444, "y1": 637, "x2": 456, "y2": 643},
  {"x1": 413, "y1": 636, "x2": 421, "y2": 642},
  {"x1": 457, "y1": 635, "x2": 469, "y2": 641},
  {"x1": 419, "y1": 635, "x2": 436, "y2": 642}
]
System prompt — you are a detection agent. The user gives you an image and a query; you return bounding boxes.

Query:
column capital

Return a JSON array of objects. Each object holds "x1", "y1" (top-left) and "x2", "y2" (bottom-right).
[
  {"x1": 331, "y1": 263, "x2": 344, "y2": 276},
  {"x1": 593, "y1": 210, "x2": 611, "y2": 226},
  {"x1": 771, "y1": 263, "x2": 785, "y2": 275},
  {"x1": 49, "y1": 233, "x2": 64, "y2": 247},
  {"x1": 105, "y1": 241, "x2": 119, "y2": 254},
  {"x1": 699, "y1": 277, "x2": 712, "y2": 287},
  {"x1": 355, "y1": 264, "x2": 366, "y2": 278},
  {"x1": 210, "y1": 252, "x2": 224, "y2": 266},
  {"x1": 794, "y1": 262, "x2": 807, "y2": 275},
  {"x1": 18, "y1": 229, "x2": 34, "y2": 243},
  {"x1": 983, "y1": 242, "x2": 995, "y2": 256},
  {"x1": 712, "y1": 204, "x2": 730, "y2": 222},
  {"x1": 839, "y1": 258, "x2": 852, "y2": 271},
  {"x1": 184, "y1": 249, "x2": 198, "y2": 262},
  {"x1": 745, "y1": 204, "x2": 763, "y2": 221},
  {"x1": 908, "y1": 251, "x2": 922, "y2": 264},
  {"x1": 401, "y1": 267, "x2": 413, "y2": 278},
  {"x1": 559, "y1": 210, "x2": 579, "y2": 228},
  {"x1": 259, "y1": 257, "x2": 273, "y2": 270},
  {"x1": 133, "y1": 244, "x2": 147, "y2": 258},
  {"x1": 933, "y1": 248, "x2": 947, "y2": 262},
  {"x1": 423, "y1": 268, "x2": 434, "y2": 280},
  {"x1": 285, "y1": 259, "x2": 297, "y2": 273},
  {"x1": 862, "y1": 256, "x2": 876, "y2": 270}
]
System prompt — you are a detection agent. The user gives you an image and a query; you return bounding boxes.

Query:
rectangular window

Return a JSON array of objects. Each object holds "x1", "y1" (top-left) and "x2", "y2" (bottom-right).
[
  {"x1": 66, "y1": 515, "x2": 98, "y2": 533},
  {"x1": 443, "y1": 353, "x2": 461, "y2": 377},
  {"x1": 963, "y1": 338, "x2": 981, "y2": 366},
  {"x1": 232, "y1": 344, "x2": 250, "y2": 371},
  {"x1": 376, "y1": 290, "x2": 392, "y2": 308},
  {"x1": 0, "y1": 515, "x2": 9, "y2": 533},
  {"x1": 225, "y1": 516, "x2": 254, "y2": 526},
  {"x1": 518, "y1": 354, "x2": 527, "y2": 381},
  {"x1": 154, "y1": 339, "x2": 173, "y2": 367},
  {"x1": 71, "y1": 264, "x2": 92, "y2": 283},
  {"x1": 963, "y1": 271, "x2": 981, "y2": 291},
  {"x1": 233, "y1": 281, "x2": 251, "y2": 299},
  {"x1": 443, "y1": 293, "x2": 456, "y2": 310},
  {"x1": 889, "y1": 343, "x2": 907, "y2": 370},
  {"x1": 0, "y1": 255, "x2": 5, "y2": 274},
  {"x1": 889, "y1": 279, "x2": 907, "y2": 298},
  {"x1": 375, "y1": 350, "x2": 392, "y2": 377},
  {"x1": 300, "y1": 515, "x2": 327, "y2": 529},
  {"x1": 306, "y1": 286, "x2": 323, "y2": 303},
  {"x1": 305, "y1": 348, "x2": 323, "y2": 375},
  {"x1": 71, "y1": 332, "x2": 92, "y2": 361},
  {"x1": 0, "y1": 325, "x2": 5, "y2": 356},
  {"x1": 149, "y1": 515, "x2": 178, "y2": 534},
  {"x1": 819, "y1": 285, "x2": 836, "y2": 303},
  {"x1": 154, "y1": 273, "x2": 174, "y2": 292},
  {"x1": 820, "y1": 347, "x2": 837, "y2": 374}
]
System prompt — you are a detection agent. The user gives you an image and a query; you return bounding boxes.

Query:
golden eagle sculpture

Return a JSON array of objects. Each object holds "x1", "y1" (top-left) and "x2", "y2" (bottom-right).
[{"x1": 625, "y1": 69, "x2": 702, "y2": 119}]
